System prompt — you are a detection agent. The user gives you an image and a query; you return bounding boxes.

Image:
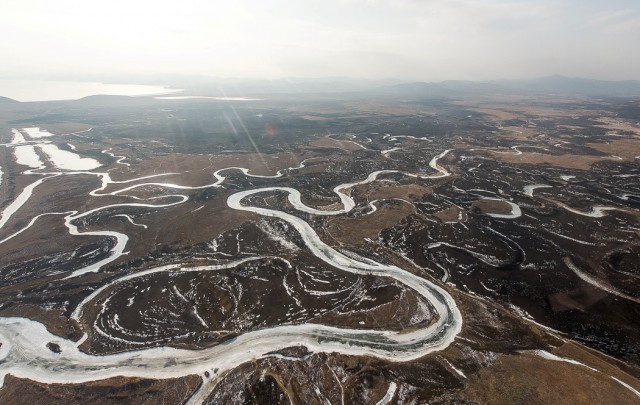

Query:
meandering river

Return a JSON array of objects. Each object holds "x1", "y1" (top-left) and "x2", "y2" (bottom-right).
[{"x1": 0, "y1": 150, "x2": 462, "y2": 403}]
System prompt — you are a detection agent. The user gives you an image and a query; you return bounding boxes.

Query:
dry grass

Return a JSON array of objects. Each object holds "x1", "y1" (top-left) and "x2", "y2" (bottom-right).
[
  {"x1": 471, "y1": 199, "x2": 513, "y2": 216},
  {"x1": 346, "y1": 101, "x2": 434, "y2": 116},
  {"x1": 75, "y1": 192, "x2": 259, "y2": 261},
  {"x1": 297, "y1": 162, "x2": 331, "y2": 175},
  {"x1": 434, "y1": 206, "x2": 464, "y2": 222},
  {"x1": 480, "y1": 150, "x2": 616, "y2": 170},
  {"x1": 29, "y1": 122, "x2": 93, "y2": 135},
  {"x1": 594, "y1": 117, "x2": 640, "y2": 135},
  {"x1": 300, "y1": 115, "x2": 330, "y2": 121},
  {"x1": 355, "y1": 182, "x2": 431, "y2": 202},
  {"x1": 462, "y1": 349, "x2": 640, "y2": 404},
  {"x1": 469, "y1": 107, "x2": 521, "y2": 121},
  {"x1": 310, "y1": 136, "x2": 365, "y2": 151},
  {"x1": 554, "y1": 342, "x2": 640, "y2": 388},
  {"x1": 0, "y1": 174, "x2": 111, "y2": 237},
  {"x1": 325, "y1": 203, "x2": 414, "y2": 244},
  {"x1": 314, "y1": 289, "x2": 434, "y2": 331},
  {"x1": 150, "y1": 194, "x2": 256, "y2": 250},
  {"x1": 456, "y1": 95, "x2": 607, "y2": 119},
  {"x1": 0, "y1": 213, "x2": 97, "y2": 265},
  {"x1": 0, "y1": 374, "x2": 201, "y2": 404},
  {"x1": 497, "y1": 126, "x2": 541, "y2": 140},
  {"x1": 587, "y1": 138, "x2": 640, "y2": 160},
  {"x1": 108, "y1": 151, "x2": 305, "y2": 186}
]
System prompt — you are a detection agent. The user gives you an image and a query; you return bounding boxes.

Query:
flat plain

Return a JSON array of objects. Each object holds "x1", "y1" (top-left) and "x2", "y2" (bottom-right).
[{"x1": 0, "y1": 92, "x2": 639, "y2": 403}]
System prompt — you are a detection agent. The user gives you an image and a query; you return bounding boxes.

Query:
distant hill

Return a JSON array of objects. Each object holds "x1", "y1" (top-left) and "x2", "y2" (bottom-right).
[
  {"x1": 439, "y1": 80, "x2": 507, "y2": 94},
  {"x1": 181, "y1": 77, "x2": 404, "y2": 96},
  {"x1": 372, "y1": 82, "x2": 457, "y2": 98},
  {"x1": 494, "y1": 75, "x2": 640, "y2": 96},
  {"x1": 0, "y1": 96, "x2": 20, "y2": 103},
  {"x1": 72, "y1": 94, "x2": 145, "y2": 106},
  {"x1": 368, "y1": 76, "x2": 640, "y2": 98},
  {"x1": 372, "y1": 80, "x2": 511, "y2": 98},
  {"x1": 3, "y1": 76, "x2": 639, "y2": 103}
]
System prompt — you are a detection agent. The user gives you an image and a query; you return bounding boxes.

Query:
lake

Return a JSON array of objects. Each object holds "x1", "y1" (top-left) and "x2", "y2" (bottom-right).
[{"x1": 0, "y1": 79, "x2": 180, "y2": 102}]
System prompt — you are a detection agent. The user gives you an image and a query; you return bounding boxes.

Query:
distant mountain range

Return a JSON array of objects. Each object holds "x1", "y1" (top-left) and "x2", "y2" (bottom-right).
[
  {"x1": 495, "y1": 75, "x2": 640, "y2": 96},
  {"x1": 372, "y1": 76, "x2": 640, "y2": 98},
  {"x1": 2, "y1": 76, "x2": 640, "y2": 103},
  {"x1": 177, "y1": 75, "x2": 640, "y2": 98},
  {"x1": 0, "y1": 96, "x2": 19, "y2": 103}
]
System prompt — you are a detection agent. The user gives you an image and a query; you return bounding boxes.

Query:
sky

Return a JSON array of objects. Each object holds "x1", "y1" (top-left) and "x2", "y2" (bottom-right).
[{"x1": 1, "y1": 0, "x2": 639, "y2": 82}]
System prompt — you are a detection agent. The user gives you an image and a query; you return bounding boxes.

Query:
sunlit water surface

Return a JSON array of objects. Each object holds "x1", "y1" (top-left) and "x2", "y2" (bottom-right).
[{"x1": 0, "y1": 80, "x2": 180, "y2": 102}]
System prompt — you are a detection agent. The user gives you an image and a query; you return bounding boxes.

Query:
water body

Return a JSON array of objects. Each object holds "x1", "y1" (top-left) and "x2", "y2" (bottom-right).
[
  {"x1": 0, "y1": 80, "x2": 180, "y2": 102},
  {"x1": 523, "y1": 184, "x2": 552, "y2": 197},
  {"x1": 562, "y1": 205, "x2": 619, "y2": 218},
  {"x1": 11, "y1": 130, "x2": 46, "y2": 169},
  {"x1": 23, "y1": 127, "x2": 54, "y2": 139},
  {"x1": 155, "y1": 96, "x2": 262, "y2": 101},
  {"x1": 38, "y1": 144, "x2": 102, "y2": 171},
  {"x1": 10, "y1": 129, "x2": 25, "y2": 144}
]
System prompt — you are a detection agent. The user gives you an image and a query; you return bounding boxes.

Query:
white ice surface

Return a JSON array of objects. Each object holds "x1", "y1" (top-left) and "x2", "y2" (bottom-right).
[{"x1": 38, "y1": 144, "x2": 102, "y2": 170}]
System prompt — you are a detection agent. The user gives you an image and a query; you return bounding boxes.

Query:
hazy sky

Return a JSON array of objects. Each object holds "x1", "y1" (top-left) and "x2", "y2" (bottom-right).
[{"x1": 2, "y1": 0, "x2": 639, "y2": 81}]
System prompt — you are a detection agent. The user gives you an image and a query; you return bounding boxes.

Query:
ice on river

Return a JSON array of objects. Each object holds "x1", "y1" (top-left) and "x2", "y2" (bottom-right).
[
  {"x1": 10, "y1": 129, "x2": 26, "y2": 144},
  {"x1": 0, "y1": 151, "x2": 462, "y2": 399},
  {"x1": 14, "y1": 145, "x2": 44, "y2": 169},
  {"x1": 38, "y1": 144, "x2": 102, "y2": 170},
  {"x1": 22, "y1": 127, "x2": 55, "y2": 139}
]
